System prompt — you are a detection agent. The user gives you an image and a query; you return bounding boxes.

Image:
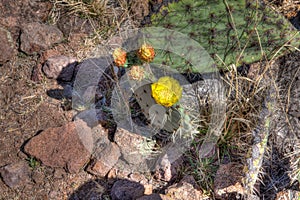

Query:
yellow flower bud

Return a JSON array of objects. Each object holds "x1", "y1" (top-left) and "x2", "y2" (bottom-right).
[
  {"x1": 151, "y1": 76, "x2": 182, "y2": 107},
  {"x1": 137, "y1": 43, "x2": 155, "y2": 62},
  {"x1": 113, "y1": 48, "x2": 127, "y2": 67}
]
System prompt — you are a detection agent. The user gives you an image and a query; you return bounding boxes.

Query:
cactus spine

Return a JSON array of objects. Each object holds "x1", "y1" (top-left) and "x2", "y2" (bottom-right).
[{"x1": 150, "y1": 0, "x2": 300, "y2": 68}]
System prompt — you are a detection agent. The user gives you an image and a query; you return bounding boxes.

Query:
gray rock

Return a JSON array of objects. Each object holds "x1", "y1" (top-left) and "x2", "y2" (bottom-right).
[
  {"x1": 86, "y1": 125, "x2": 119, "y2": 176},
  {"x1": 42, "y1": 55, "x2": 77, "y2": 81},
  {"x1": 87, "y1": 142, "x2": 120, "y2": 177},
  {"x1": 114, "y1": 128, "x2": 150, "y2": 172},
  {"x1": 75, "y1": 109, "x2": 108, "y2": 128},
  {"x1": 111, "y1": 180, "x2": 145, "y2": 200},
  {"x1": 20, "y1": 22, "x2": 63, "y2": 54},
  {"x1": 24, "y1": 119, "x2": 93, "y2": 173},
  {"x1": 0, "y1": 161, "x2": 31, "y2": 188},
  {"x1": 62, "y1": 84, "x2": 73, "y2": 99},
  {"x1": 137, "y1": 194, "x2": 169, "y2": 200},
  {"x1": 0, "y1": 27, "x2": 15, "y2": 64},
  {"x1": 68, "y1": 179, "x2": 106, "y2": 200}
]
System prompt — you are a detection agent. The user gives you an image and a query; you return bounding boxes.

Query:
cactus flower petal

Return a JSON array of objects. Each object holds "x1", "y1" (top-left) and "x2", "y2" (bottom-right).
[
  {"x1": 113, "y1": 48, "x2": 127, "y2": 67},
  {"x1": 137, "y1": 43, "x2": 155, "y2": 62},
  {"x1": 151, "y1": 76, "x2": 182, "y2": 107},
  {"x1": 128, "y1": 65, "x2": 145, "y2": 81}
]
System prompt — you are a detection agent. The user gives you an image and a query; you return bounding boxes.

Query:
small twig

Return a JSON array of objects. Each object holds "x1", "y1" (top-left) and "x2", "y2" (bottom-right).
[
  {"x1": 285, "y1": 66, "x2": 300, "y2": 113},
  {"x1": 224, "y1": 0, "x2": 241, "y2": 50}
]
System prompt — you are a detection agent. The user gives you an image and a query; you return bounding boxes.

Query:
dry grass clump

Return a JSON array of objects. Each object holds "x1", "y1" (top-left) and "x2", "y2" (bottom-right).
[
  {"x1": 182, "y1": 57, "x2": 285, "y2": 197},
  {"x1": 263, "y1": 0, "x2": 300, "y2": 18},
  {"x1": 47, "y1": 0, "x2": 136, "y2": 59},
  {"x1": 55, "y1": 0, "x2": 109, "y2": 17},
  {"x1": 50, "y1": 0, "x2": 130, "y2": 24}
]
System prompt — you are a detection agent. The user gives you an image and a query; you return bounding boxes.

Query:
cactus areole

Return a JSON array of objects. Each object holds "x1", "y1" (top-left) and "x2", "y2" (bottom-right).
[{"x1": 150, "y1": 0, "x2": 300, "y2": 67}]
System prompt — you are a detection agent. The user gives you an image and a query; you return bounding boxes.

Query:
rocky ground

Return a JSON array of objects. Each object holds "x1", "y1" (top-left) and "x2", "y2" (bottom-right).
[{"x1": 0, "y1": 0, "x2": 299, "y2": 200}]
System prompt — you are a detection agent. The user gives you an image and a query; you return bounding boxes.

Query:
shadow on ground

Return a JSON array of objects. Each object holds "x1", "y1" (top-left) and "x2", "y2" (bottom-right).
[{"x1": 68, "y1": 178, "x2": 162, "y2": 200}]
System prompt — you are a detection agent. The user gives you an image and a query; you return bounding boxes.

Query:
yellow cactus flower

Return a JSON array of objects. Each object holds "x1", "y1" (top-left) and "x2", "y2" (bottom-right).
[
  {"x1": 128, "y1": 65, "x2": 145, "y2": 81},
  {"x1": 151, "y1": 76, "x2": 182, "y2": 107},
  {"x1": 113, "y1": 47, "x2": 127, "y2": 67},
  {"x1": 137, "y1": 43, "x2": 155, "y2": 62}
]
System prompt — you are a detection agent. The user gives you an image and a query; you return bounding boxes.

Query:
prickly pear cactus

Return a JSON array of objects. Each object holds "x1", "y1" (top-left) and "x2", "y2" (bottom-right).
[{"x1": 150, "y1": 0, "x2": 300, "y2": 67}]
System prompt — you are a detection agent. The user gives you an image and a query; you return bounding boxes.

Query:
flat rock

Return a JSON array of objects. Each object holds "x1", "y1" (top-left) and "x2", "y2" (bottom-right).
[
  {"x1": 114, "y1": 128, "x2": 150, "y2": 172},
  {"x1": 24, "y1": 119, "x2": 93, "y2": 173},
  {"x1": 87, "y1": 125, "x2": 119, "y2": 176},
  {"x1": 165, "y1": 175, "x2": 204, "y2": 200},
  {"x1": 31, "y1": 49, "x2": 61, "y2": 82},
  {"x1": 72, "y1": 56, "x2": 113, "y2": 83},
  {"x1": 0, "y1": 161, "x2": 31, "y2": 188},
  {"x1": 155, "y1": 154, "x2": 183, "y2": 182},
  {"x1": 42, "y1": 55, "x2": 77, "y2": 81},
  {"x1": 111, "y1": 179, "x2": 145, "y2": 200},
  {"x1": 87, "y1": 142, "x2": 120, "y2": 177},
  {"x1": 0, "y1": 27, "x2": 15, "y2": 64},
  {"x1": 20, "y1": 22, "x2": 63, "y2": 54},
  {"x1": 214, "y1": 162, "x2": 245, "y2": 199},
  {"x1": 137, "y1": 194, "x2": 172, "y2": 200}
]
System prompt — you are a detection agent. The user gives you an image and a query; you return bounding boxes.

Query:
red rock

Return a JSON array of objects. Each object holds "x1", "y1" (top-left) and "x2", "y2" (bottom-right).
[
  {"x1": 0, "y1": 0, "x2": 52, "y2": 26},
  {"x1": 42, "y1": 55, "x2": 77, "y2": 81},
  {"x1": 31, "y1": 49, "x2": 61, "y2": 82},
  {"x1": 0, "y1": 16, "x2": 18, "y2": 28},
  {"x1": 165, "y1": 175, "x2": 204, "y2": 200},
  {"x1": 0, "y1": 27, "x2": 15, "y2": 64},
  {"x1": 107, "y1": 167, "x2": 130, "y2": 182},
  {"x1": 41, "y1": 50, "x2": 61, "y2": 63},
  {"x1": 20, "y1": 22, "x2": 63, "y2": 54},
  {"x1": 24, "y1": 120, "x2": 93, "y2": 173},
  {"x1": 214, "y1": 162, "x2": 245, "y2": 199}
]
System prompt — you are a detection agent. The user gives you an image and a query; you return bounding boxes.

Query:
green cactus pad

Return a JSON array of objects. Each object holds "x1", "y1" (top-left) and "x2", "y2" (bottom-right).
[{"x1": 150, "y1": 0, "x2": 300, "y2": 68}]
